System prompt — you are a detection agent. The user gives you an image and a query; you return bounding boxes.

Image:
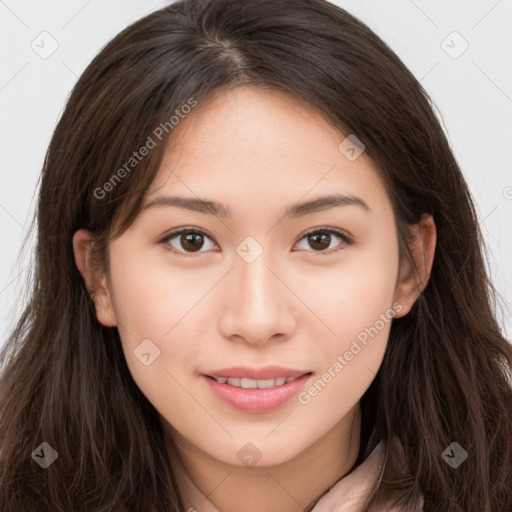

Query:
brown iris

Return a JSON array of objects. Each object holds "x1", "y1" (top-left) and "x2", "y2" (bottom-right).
[
  {"x1": 307, "y1": 232, "x2": 331, "y2": 251},
  {"x1": 179, "y1": 232, "x2": 205, "y2": 252}
]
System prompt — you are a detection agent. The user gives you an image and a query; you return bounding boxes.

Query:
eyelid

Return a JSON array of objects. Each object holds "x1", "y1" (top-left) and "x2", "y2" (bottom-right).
[
  {"x1": 160, "y1": 225, "x2": 217, "y2": 243},
  {"x1": 158, "y1": 225, "x2": 353, "y2": 256}
]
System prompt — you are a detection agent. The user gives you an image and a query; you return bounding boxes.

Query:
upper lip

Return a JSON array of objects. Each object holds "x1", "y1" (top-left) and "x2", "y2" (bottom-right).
[{"x1": 204, "y1": 366, "x2": 311, "y2": 380}]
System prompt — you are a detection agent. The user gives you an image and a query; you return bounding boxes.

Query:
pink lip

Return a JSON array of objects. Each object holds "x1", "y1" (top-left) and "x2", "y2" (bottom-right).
[
  {"x1": 202, "y1": 370, "x2": 313, "y2": 414},
  {"x1": 205, "y1": 365, "x2": 309, "y2": 380}
]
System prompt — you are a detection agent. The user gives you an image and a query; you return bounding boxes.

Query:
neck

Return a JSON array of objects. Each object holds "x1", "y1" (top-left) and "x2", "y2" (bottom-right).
[{"x1": 166, "y1": 404, "x2": 361, "y2": 512}]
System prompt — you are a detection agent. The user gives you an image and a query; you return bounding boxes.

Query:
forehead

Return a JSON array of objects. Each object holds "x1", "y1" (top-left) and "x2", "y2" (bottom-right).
[
  {"x1": 159, "y1": 86, "x2": 354, "y2": 168},
  {"x1": 146, "y1": 86, "x2": 390, "y2": 215}
]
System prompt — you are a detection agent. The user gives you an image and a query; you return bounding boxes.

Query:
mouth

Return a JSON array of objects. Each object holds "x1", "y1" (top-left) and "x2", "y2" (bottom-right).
[{"x1": 201, "y1": 366, "x2": 313, "y2": 413}]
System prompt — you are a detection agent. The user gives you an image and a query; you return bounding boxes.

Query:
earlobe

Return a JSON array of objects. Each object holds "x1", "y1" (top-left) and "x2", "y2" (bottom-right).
[
  {"x1": 393, "y1": 214, "x2": 437, "y2": 318},
  {"x1": 72, "y1": 229, "x2": 117, "y2": 327}
]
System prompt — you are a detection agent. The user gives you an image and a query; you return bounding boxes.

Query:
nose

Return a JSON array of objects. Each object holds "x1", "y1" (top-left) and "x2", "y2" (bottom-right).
[{"x1": 217, "y1": 249, "x2": 297, "y2": 346}]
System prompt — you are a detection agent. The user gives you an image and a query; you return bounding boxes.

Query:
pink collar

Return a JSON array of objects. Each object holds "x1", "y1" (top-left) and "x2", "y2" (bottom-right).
[{"x1": 312, "y1": 440, "x2": 422, "y2": 511}]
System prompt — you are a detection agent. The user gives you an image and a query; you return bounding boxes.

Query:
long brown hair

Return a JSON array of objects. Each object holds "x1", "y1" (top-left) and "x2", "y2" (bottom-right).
[{"x1": 1, "y1": 0, "x2": 511, "y2": 510}]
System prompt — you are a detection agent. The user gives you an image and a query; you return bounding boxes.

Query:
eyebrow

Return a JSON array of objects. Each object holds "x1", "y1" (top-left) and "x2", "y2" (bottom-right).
[{"x1": 142, "y1": 193, "x2": 370, "y2": 219}]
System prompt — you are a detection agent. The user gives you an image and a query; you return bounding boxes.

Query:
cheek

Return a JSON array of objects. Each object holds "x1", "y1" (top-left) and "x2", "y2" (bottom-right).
[
  {"x1": 106, "y1": 248, "x2": 213, "y2": 414},
  {"x1": 295, "y1": 235, "x2": 398, "y2": 396},
  {"x1": 296, "y1": 238, "x2": 398, "y2": 339},
  {"x1": 110, "y1": 285, "x2": 203, "y2": 441},
  {"x1": 108, "y1": 246, "x2": 212, "y2": 340},
  {"x1": 297, "y1": 278, "x2": 396, "y2": 419}
]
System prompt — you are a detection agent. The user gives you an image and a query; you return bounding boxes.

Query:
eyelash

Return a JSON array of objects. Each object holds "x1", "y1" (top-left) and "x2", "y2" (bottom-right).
[{"x1": 158, "y1": 226, "x2": 353, "y2": 258}]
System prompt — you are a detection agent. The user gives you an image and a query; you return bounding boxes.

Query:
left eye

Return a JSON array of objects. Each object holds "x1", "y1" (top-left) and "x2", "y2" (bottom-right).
[
  {"x1": 295, "y1": 228, "x2": 351, "y2": 253},
  {"x1": 159, "y1": 227, "x2": 351, "y2": 256}
]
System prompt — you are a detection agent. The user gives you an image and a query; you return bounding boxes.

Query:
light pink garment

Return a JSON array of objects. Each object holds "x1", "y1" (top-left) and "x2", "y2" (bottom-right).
[
  {"x1": 177, "y1": 441, "x2": 424, "y2": 512},
  {"x1": 311, "y1": 441, "x2": 424, "y2": 511}
]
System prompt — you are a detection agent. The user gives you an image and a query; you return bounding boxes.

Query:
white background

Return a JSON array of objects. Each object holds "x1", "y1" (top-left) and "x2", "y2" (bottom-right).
[{"x1": 1, "y1": 0, "x2": 511, "y2": 348}]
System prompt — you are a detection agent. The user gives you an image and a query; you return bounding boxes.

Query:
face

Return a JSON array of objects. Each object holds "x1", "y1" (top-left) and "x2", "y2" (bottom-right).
[{"x1": 83, "y1": 86, "x2": 417, "y2": 468}]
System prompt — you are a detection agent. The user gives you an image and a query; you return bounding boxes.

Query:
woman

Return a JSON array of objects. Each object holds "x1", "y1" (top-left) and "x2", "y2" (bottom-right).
[{"x1": 1, "y1": 0, "x2": 511, "y2": 510}]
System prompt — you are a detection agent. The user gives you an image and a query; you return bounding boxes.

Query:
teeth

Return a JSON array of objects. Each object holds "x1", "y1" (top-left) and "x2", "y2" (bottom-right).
[
  {"x1": 257, "y1": 378, "x2": 276, "y2": 389},
  {"x1": 240, "y1": 378, "x2": 258, "y2": 389},
  {"x1": 214, "y1": 376, "x2": 300, "y2": 388}
]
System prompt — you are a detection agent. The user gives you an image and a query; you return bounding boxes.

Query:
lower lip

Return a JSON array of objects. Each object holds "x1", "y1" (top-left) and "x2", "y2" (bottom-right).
[{"x1": 202, "y1": 374, "x2": 312, "y2": 413}]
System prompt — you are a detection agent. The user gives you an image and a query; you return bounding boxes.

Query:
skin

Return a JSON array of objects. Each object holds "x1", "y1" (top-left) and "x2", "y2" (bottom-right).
[{"x1": 73, "y1": 86, "x2": 436, "y2": 512}]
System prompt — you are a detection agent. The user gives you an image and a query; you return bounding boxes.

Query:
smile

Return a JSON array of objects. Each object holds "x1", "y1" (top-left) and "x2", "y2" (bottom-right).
[{"x1": 202, "y1": 366, "x2": 313, "y2": 413}]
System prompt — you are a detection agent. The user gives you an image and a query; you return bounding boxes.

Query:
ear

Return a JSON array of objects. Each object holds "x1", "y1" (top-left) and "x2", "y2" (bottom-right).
[
  {"x1": 393, "y1": 214, "x2": 436, "y2": 318},
  {"x1": 72, "y1": 229, "x2": 117, "y2": 327}
]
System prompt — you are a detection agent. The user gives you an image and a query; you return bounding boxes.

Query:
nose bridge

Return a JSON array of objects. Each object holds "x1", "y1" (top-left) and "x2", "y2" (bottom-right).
[
  {"x1": 235, "y1": 234, "x2": 278, "y2": 300},
  {"x1": 236, "y1": 245, "x2": 280, "y2": 315},
  {"x1": 218, "y1": 241, "x2": 295, "y2": 344},
  {"x1": 240, "y1": 251, "x2": 275, "y2": 303}
]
